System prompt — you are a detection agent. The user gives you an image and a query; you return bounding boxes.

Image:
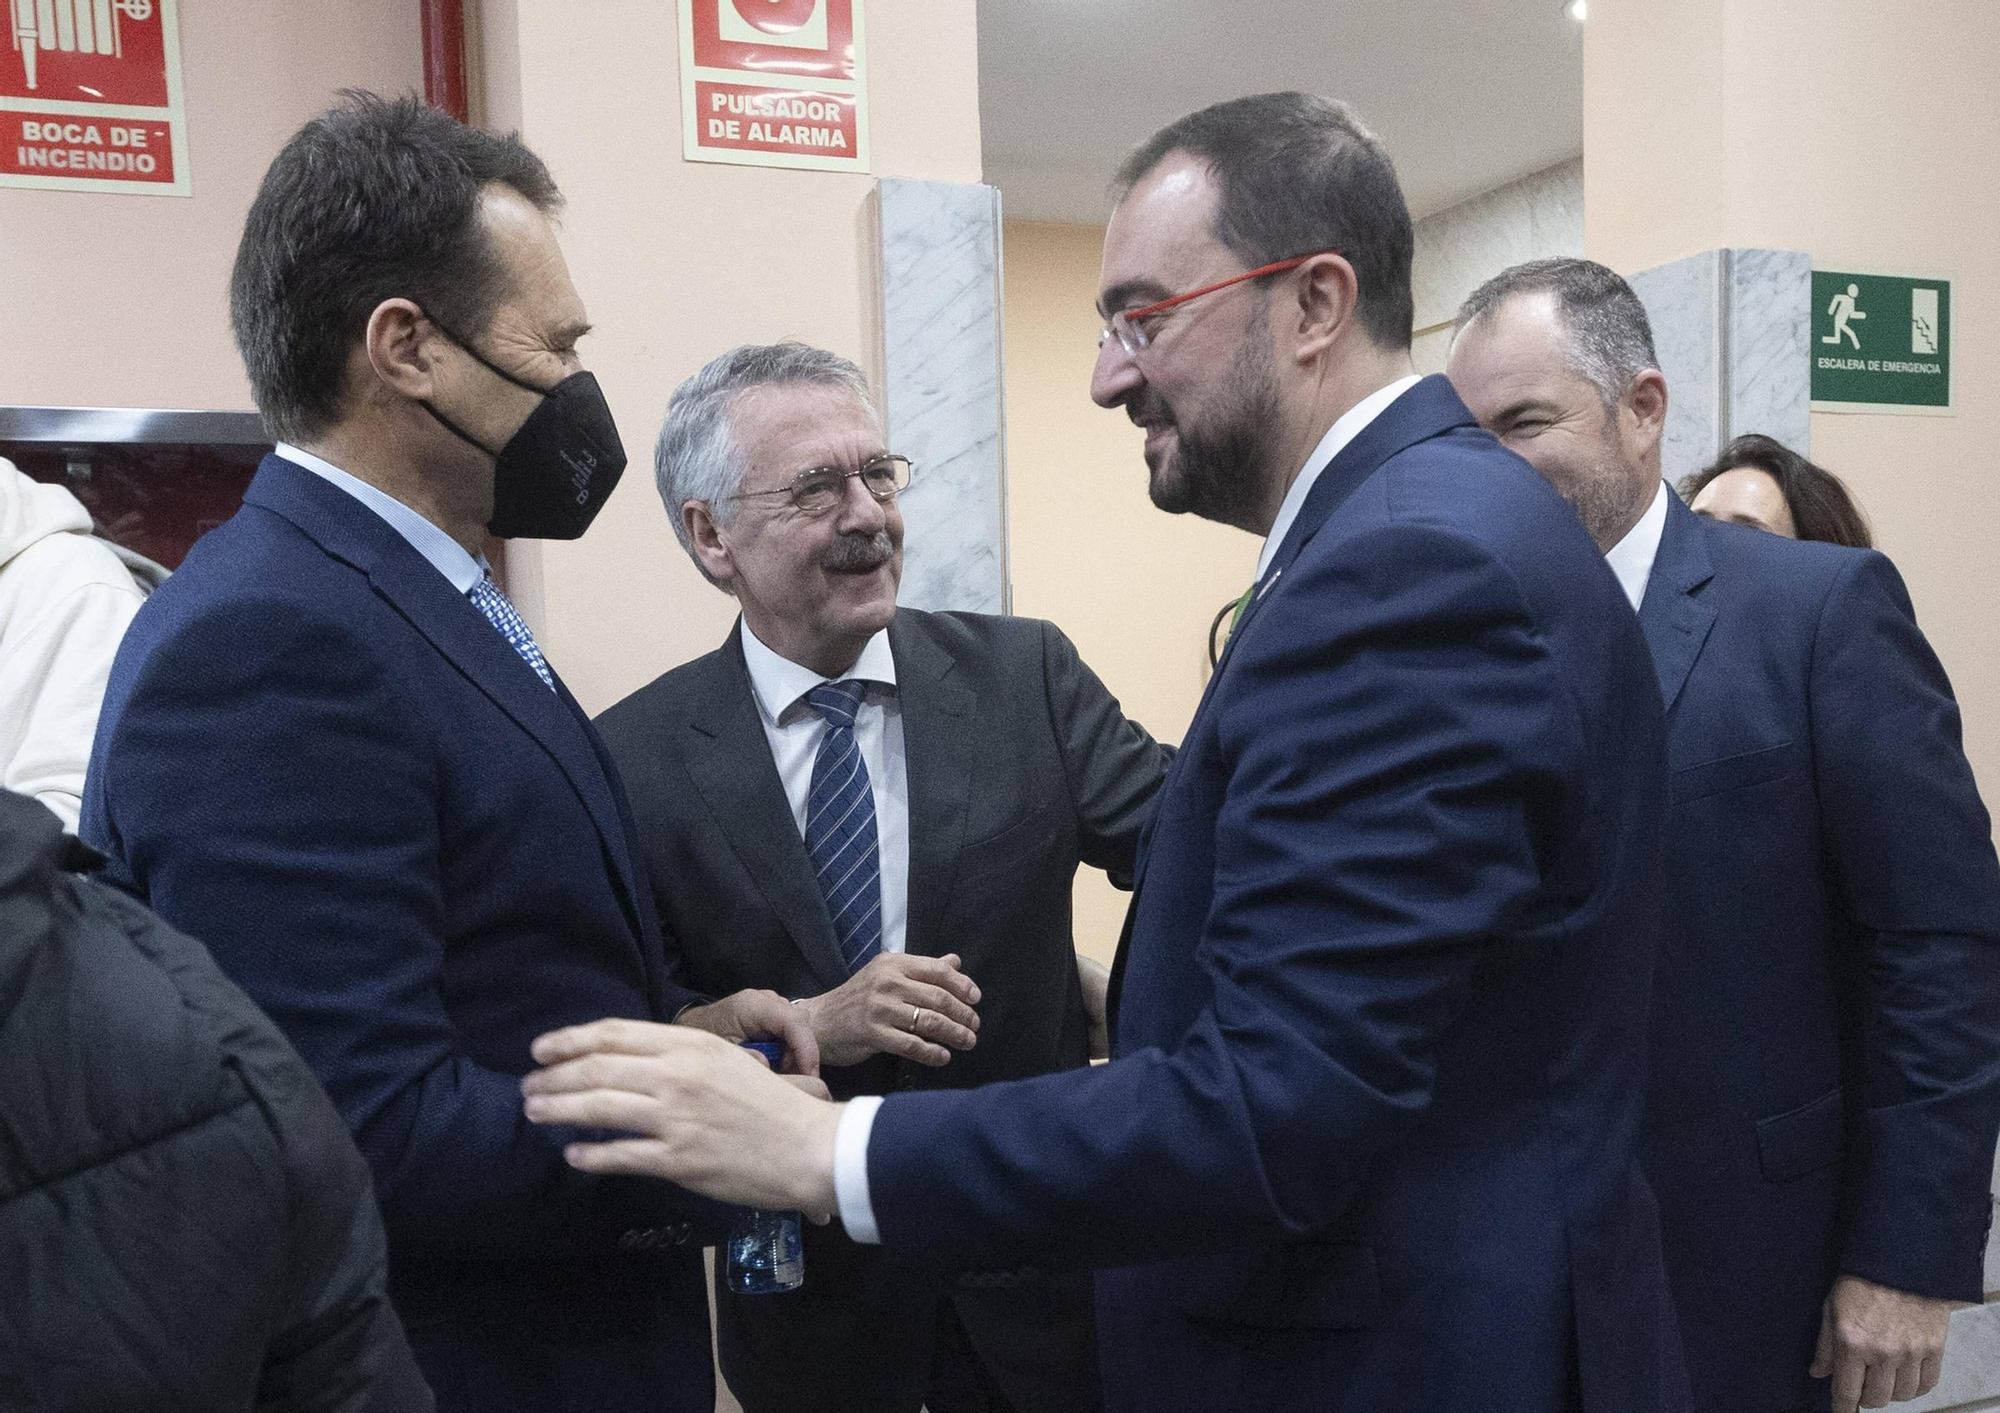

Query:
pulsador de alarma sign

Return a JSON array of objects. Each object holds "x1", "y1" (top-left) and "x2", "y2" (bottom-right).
[
  {"x1": 2, "y1": 0, "x2": 189, "y2": 196},
  {"x1": 680, "y1": 0, "x2": 868, "y2": 173}
]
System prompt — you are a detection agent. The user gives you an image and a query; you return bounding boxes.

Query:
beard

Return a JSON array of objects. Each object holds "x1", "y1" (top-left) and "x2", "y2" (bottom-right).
[
  {"x1": 1565, "y1": 471, "x2": 1639, "y2": 551},
  {"x1": 1140, "y1": 340, "x2": 1282, "y2": 532},
  {"x1": 1545, "y1": 438, "x2": 1648, "y2": 551}
]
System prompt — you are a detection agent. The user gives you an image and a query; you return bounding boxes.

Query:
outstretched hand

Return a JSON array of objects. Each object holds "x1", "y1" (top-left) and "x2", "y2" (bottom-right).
[{"x1": 522, "y1": 1018, "x2": 843, "y2": 1219}]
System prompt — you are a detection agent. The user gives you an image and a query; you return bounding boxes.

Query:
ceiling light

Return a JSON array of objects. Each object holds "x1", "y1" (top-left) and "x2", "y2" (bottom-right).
[{"x1": 1566, "y1": 0, "x2": 1587, "y2": 20}]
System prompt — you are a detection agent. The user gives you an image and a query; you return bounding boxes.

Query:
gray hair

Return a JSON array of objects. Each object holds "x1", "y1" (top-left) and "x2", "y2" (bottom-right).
[
  {"x1": 1454, "y1": 257, "x2": 1659, "y2": 406},
  {"x1": 654, "y1": 341, "x2": 878, "y2": 584}
]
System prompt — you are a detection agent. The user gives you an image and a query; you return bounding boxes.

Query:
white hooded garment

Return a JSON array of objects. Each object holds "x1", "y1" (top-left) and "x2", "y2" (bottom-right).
[{"x1": 0, "y1": 457, "x2": 152, "y2": 830}]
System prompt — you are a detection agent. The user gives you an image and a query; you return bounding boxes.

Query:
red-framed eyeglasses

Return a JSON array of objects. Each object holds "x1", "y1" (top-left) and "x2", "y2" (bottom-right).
[{"x1": 1097, "y1": 249, "x2": 1347, "y2": 357}]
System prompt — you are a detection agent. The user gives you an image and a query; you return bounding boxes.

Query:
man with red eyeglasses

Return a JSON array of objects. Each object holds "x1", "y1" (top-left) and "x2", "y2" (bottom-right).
[{"x1": 519, "y1": 93, "x2": 1689, "y2": 1413}]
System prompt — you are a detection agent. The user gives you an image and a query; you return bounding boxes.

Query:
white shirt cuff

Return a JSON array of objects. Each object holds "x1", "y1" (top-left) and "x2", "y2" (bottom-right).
[{"x1": 832, "y1": 1095, "x2": 884, "y2": 1244}]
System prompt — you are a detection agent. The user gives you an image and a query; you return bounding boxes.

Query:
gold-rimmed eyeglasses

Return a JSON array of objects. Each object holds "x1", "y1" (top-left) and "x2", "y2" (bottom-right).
[{"x1": 725, "y1": 455, "x2": 913, "y2": 516}]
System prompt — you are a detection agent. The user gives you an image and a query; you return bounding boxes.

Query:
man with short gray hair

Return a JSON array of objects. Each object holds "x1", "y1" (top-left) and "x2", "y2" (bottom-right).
[
  {"x1": 1449, "y1": 256, "x2": 2000, "y2": 1413},
  {"x1": 1450, "y1": 258, "x2": 1664, "y2": 552},
  {"x1": 595, "y1": 341, "x2": 1170, "y2": 1413}
]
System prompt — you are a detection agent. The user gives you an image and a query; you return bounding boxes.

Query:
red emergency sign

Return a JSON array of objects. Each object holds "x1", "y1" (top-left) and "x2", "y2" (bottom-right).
[
  {"x1": 679, "y1": 0, "x2": 868, "y2": 173},
  {"x1": 2, "y1": 0, "x2": 188, "y2": 194}
]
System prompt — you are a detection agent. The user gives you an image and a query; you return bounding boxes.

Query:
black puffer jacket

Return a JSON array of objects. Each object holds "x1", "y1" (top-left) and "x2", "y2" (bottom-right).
[{"x1": 0, "y1": 789, "x2": 432, "y2": 1412}]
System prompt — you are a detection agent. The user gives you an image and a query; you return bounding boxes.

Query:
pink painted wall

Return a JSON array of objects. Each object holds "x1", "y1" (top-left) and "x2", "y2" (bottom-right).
[
  {"x1": 0, "y1": 1, "x2": 423, "y2": 410},
  {"x1": 1585, "y1": 0, "x2": 2000, "y2": 830},
  {"x1": 484, "y1": 0, "x2": 985, "y2": 714}
]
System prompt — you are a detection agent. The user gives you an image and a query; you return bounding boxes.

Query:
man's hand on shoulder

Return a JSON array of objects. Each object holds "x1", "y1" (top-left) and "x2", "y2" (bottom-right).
[
  {"x1": 676, "y1": 989, "x2": 822, "y2": 1077},
  {"x1": 796, "y1": 952, "x2": 981, "y2": 1068},
  {"x1": 1812, "y1": 1273, "x2": 1957, "y2": 1411}
]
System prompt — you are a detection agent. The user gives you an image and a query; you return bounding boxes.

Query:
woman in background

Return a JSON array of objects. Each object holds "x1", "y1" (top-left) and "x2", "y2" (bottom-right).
[{"x1": 1681, "y1": 433, "x2": 1874, "y2": 548}]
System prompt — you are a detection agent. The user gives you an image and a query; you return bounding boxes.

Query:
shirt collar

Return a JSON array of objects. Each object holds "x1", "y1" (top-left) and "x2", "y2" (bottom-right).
[
  {"x1": 740, "y1": 619, "x2": 898, "y2": 728},
  {"x1": 1254, "y1": 374, "x2": 1423, "y2": 583},
  {"x1": 1604, "y1": 480, "x2": 1671, "y2": 612},
  {"x1": 275, "y1": 443, "x2": 484, "y2": 594}
]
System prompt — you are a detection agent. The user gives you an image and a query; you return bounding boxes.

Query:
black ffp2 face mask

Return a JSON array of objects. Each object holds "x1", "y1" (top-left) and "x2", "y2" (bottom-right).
[{"x1": 419, "y1": 315, "x2": 628, "y2": 541}]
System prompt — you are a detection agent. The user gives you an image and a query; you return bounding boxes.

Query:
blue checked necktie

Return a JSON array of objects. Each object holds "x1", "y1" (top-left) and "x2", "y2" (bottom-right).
[
  {"x1": 803, "y1": 680, "x2": 882, "y2": 974},
  {"x1": 468, "y1": 571, "x2": 556, "y2": 693}
]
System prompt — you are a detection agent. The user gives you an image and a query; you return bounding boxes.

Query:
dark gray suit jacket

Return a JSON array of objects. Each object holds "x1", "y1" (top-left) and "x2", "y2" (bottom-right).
[{"x1": 595, "y1": 608, "x2": 1171, "y2": 1413}]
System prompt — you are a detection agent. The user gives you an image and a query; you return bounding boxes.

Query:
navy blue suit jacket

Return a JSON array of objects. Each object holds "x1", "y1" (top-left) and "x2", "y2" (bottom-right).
[
  {"x1": 81, "y1": 454, "x2": 721, "y2": 1413},
  {"x1": 1636, "y1": 492, "x2": 2000, "y2": 1413},
  {"x1": 858, "y1": 378, "x2": 1689, "y2": 1413}
]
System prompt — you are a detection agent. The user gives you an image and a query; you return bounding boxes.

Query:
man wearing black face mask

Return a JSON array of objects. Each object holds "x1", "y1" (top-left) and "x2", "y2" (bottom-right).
[
  {"x1": 416, "y1": 310, "x2": 626, "y2": 541},
  {"x1": 80, "y1": 92, "x2": 818, "y2": 1413}
]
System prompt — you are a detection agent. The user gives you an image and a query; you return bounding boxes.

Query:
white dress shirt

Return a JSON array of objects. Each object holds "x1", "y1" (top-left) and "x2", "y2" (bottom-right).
[
  {"x1": 1253, "y1": 374, "x2": 1423, "y2": 585},
  {"x1": 738, "y1": 620, "x2": 910, "y2": 960},
  {"x1": 1604, "y1": 481, "x2": 1671, "y2": 612},
  {"x1": 832, "y1": 374, "x2": 1426, "y2": 1246},
  {"x1": 274, "y1": 443, "x2": 483, "y2": 593}
]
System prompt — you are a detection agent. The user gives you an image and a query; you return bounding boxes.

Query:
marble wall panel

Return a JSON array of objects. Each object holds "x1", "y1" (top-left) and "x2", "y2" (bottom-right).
[
  {"x1": 1411, "y1": 325, "x2": 1454, "y2": 377},
  {"x1": 1727, "y1": 248, "x2": 1812, "y2": 456},
  {"x1": 1411, "y1": 157, "x2": 1583, "y2": 335},
  {"x1": 1527, "y1": 160, "x2": 1585, "y2": 261},
  {"x1": 1630, "y1": 248, "x2": 1813, "y2": 488},
  {"x1": 1629, "y1": 250, "x2": 1724, "y2": 488},
  {"x1": 878, "y1": 177, "x2": 1009, "y2": 615}
]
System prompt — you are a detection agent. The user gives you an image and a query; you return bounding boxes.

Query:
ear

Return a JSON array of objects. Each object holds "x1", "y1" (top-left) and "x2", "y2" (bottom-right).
[
  {"x1": 1290, "y1": 253, "x2": 1360, "y2": 366},
  {"x1": 683, "y1": 501, "x2": 738, "y2": 590},
  {"x1": 363, "y1": 298, "x2": 445, "y2": 400},
  {"x1": 1622, "y1": 368, "x2": 1669, "y2": 462}
]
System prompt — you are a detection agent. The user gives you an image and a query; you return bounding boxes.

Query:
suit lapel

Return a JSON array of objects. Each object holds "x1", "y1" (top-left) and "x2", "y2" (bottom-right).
[
  {"x1": 242, "y1": 456, "x2": 652, "y2": 949},
  {"x1": 1110, "y1": 379, "x2": 1480, "y2": 1030},
  {"x1": 681, "y1": 632, "x2": 853, "y2": 991},
  {"x1": 891, "y1": 614, "x2": 975, "y2": 959},
  {"x1": 1124, "y1": 375, "x2": 1473, "y2": 904},
  {"x1": 1637, "y1": 492, "x2": 1718, "y2": 715}
]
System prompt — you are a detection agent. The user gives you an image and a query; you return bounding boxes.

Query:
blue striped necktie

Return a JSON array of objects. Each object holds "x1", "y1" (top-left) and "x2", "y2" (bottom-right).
[
  {"x1": 468, "y1": 572, "x2": 556, "y2": 693},
  {"x1": 803, "y1": 679, "x2": 882, "y2": 973}
]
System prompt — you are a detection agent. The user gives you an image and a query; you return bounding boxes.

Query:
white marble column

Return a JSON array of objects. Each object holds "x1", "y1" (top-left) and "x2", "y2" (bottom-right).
[
  {"x1": 1627, "y1": 248, "x2": 1812, "y2": 487},
  {"x1": 876, "y1": 178, "x2": 1009, "y2": 615}
]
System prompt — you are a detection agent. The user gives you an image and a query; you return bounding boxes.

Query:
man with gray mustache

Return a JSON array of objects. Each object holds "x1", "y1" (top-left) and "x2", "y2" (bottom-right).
[{"x1": 594, "y1": 341, "x2": 1171, "y2": 1413}]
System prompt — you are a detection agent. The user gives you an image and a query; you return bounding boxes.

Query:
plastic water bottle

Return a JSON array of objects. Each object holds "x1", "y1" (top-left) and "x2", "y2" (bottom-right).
[{"x1": 725, "y1": 1040, "x2": 805, "y2": 1294}]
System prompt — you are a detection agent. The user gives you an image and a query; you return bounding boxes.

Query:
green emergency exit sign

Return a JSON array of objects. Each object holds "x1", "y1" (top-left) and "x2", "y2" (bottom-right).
[{"x1": 1811, "y1": 269, "x2": 1951, "y2": 412}]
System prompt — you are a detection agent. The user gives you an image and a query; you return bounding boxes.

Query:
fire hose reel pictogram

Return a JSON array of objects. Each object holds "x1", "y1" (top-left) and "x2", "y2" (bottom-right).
[{"x1": 10, "y1": 0, "x2": 155, "y2": 91}]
